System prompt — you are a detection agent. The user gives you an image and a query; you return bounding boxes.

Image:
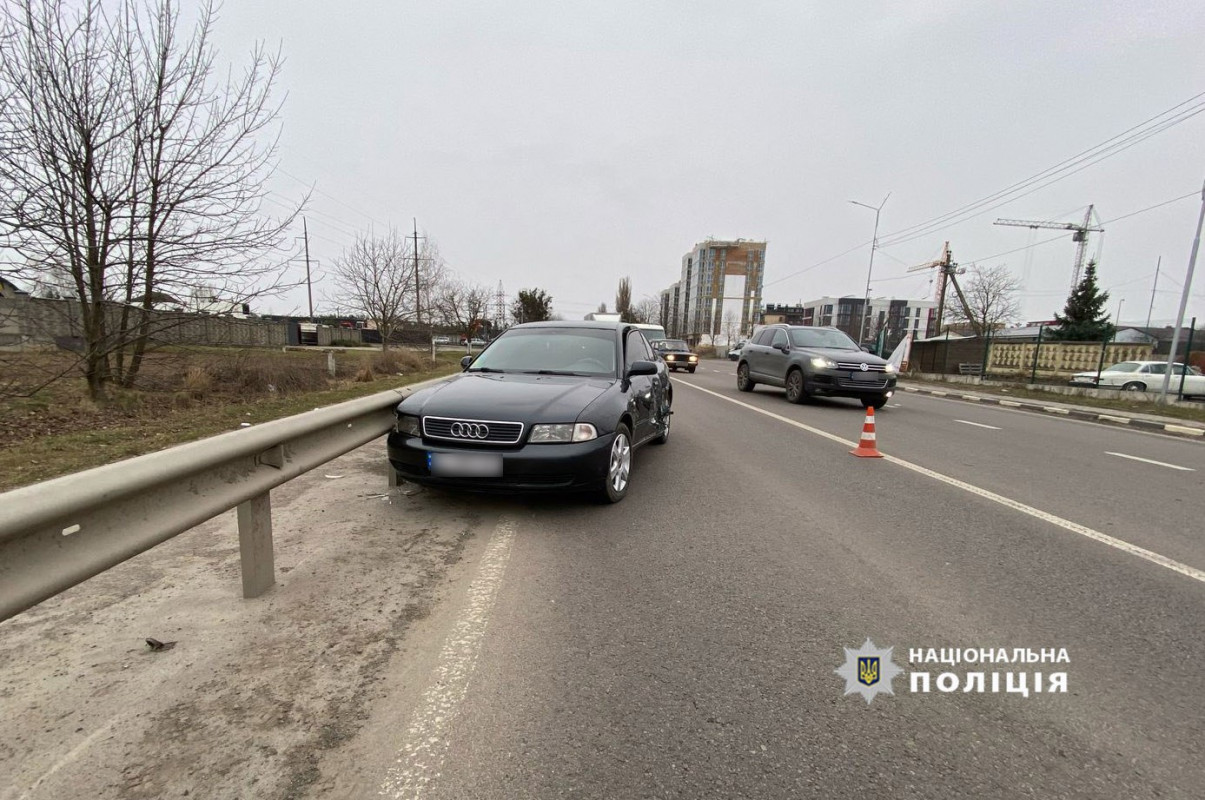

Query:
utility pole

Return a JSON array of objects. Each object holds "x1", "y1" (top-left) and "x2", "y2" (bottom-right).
[
  {"x1": 408, "y1": 218, "x2": 425, "y2": 325},
  {"x1": 496, "y1": 280, "x2": 506, "y2": 331},
  {"x1": 1145, "y1": 256, "x2": 1161, "y2": 330},
  {"x1": 850, "y1": 193, "x2": 890, "y2": 346},
  {"x1": 1159, "y1": 179, "x2": 1205, "y2": 403},
  {"x1": 303, "y1": 217, "x2": 313, "y2": 320}
]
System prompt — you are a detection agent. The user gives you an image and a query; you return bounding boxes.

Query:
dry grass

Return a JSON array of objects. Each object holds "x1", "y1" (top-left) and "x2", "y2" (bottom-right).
[{"x1": 0, "y1": 346, "x2": 463, "y2": 491}]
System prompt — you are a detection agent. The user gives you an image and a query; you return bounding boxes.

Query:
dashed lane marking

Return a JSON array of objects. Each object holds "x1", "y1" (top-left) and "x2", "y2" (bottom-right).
[
  {"x1": 1106, "y1": 452, "x2": 1195, "y2": 471},
  {"x1": 955, "y1": 419, "x2": 1001, "y2": 430},
  {"x1": 677, "y1": 381, "x2": 1205, "y2": 585}
]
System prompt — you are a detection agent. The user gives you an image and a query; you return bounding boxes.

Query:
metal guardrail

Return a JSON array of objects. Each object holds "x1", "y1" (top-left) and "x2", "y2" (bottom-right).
[{"x1": 0, "y1": 382, "x2": 436, "y2": 622}]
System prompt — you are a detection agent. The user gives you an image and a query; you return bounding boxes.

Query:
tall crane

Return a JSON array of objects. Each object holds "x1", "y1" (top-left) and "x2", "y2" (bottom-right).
[
  {"x1": 907, "y1": 242, "x2": 979, "y2": 336},
  {"x1": 994, "y1": 205, "x2": 1103, "y2": 291}
]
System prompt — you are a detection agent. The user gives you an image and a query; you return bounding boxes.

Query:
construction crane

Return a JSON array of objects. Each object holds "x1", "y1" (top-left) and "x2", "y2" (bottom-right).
[
  {"x1": 907, "y1": 242, "x2": 979, "y2": 337},
  {"x1": 994, "y1": 205, "x2": 1103, "y2": 291}
]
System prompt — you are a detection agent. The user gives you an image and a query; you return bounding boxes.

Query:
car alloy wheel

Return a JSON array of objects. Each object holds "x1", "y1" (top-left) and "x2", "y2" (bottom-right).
[
  {"x1": 600, "y1": 424, "x2": 632, "y2": 503},
  {"x1": 737, "y1": 363, "x2": 755, "y2": 392},
  {"x1": 1122, "y1": 382, "x2": 1146, "y2": 392},
  {"x1": 786, "y1": 369, "x2": 806, "y2": 404}
]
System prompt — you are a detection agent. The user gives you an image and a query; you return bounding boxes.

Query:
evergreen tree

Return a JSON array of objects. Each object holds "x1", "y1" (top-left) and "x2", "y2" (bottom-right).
[
  {"x1": 511, "y1": 288, "x2": 554, "y2": 323},
  {"x1": 1051, "y1": 261, "x2": 1113, "y2": 341}
]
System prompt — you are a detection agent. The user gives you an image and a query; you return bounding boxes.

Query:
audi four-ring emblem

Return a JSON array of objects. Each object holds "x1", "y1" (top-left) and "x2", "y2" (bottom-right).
[{"x1": 450, "y1": 422, "x2": 490, "y2": 439}]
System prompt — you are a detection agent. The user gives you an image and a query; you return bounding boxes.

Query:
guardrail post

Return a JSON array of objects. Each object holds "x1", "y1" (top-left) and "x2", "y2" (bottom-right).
[{"x1": 237, "y1": 492, "x2": 275, "y2": 598}]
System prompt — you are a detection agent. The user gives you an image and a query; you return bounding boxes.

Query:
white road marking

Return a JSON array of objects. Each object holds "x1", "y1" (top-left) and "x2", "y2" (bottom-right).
[
  {"x1": 889, "y1": 404, "x2": 904, "y2": 408},
  {"x1": 1106, "y1": 452, "x2": 1195, "y2": 472},
  {"x1": 379, "y1": 518, "x2": 517, "y2": 799},
  {"x1": 955, "y1": 419, "x2": 1001, "y2": 430},
  {"x1": 678, "y1": 382, "x2": 1205, "y2": 585}
]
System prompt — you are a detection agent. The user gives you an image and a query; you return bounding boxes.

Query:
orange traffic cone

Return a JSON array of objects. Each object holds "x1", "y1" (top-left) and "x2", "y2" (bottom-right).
[{"x1": 850, "y1": 407, "x2": 883, "y2": 458}]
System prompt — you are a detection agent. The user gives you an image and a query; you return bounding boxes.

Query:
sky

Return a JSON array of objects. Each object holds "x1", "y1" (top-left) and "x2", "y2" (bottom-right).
[{"x1": 209, "y1": 0, "x2": 1205, "y2": 328}]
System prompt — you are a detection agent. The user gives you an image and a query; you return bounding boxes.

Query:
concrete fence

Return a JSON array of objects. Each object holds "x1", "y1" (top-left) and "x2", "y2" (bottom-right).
[{"x1": 909, "y1": 336, "x2": 1157, "y2": 378}]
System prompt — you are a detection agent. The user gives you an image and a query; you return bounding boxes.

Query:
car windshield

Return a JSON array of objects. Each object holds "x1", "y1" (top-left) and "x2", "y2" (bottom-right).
[
  {"x1": 658, "y1": 340, "x2": 689, "y2": 351},
  {"x1": 788, "y1": 328, "x2": 860, "y2": 350},
  {"x1": 466, "y1": 327, "x2": 617, "y2": 376},
  {"x1": 1103, "y1": 362, "x2": 1142, "y2": 373}
]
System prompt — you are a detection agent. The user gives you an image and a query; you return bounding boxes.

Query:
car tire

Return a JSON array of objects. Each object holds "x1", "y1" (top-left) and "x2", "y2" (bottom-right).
[
  {"x1": 785, "y1": 368, "x2": 807, "y2": 404},
  {"x1": 687, "y1": 366, "x2": 696, "y2": 373},
  {"x1": 737, "y1": 362, "x2": 756, "y2": 392},
  {"x1": 863, "y1": 396, "x2": 888, "y2": 410},
  {"x1": 598, "y1": 424, "x2": 633, "y2": 503},
  {"x1": 1122, "y1": 381, "x2": 1146, "y2": 392}
]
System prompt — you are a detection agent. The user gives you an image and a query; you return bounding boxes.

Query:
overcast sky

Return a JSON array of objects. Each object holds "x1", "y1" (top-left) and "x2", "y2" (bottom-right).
[{"x1": 213, "y1": 0, "x2": 1205, "y2": 327}]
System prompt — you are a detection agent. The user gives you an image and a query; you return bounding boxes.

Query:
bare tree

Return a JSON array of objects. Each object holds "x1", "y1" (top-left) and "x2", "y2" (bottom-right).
[
  {"x1": 722, "y1": 309, "x2": 739, "y2": 345},
  {"x1": 632, "y1": 296, "x2": 660, "y2": 325},
  {"x1": 331, "y1": 229, "x2": 413, "y2": 349},
  {"x1": 615, "y1": 277, "x2": 633, "y2": 322},
  {"x1": 434, "y1": 278, "x2": 491, "y2": 345},
  {"x1": 946, "y1": 263, "x2": 1022, "y2": 336},
  {"x1": 0, "y1": 0, "x2": 301, "y2": 399}
]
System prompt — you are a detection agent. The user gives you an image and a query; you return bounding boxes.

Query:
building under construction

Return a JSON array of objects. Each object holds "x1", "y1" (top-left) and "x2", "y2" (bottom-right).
[{"x1": 661, "y1": 239, "x2": 766, "y2": 342}]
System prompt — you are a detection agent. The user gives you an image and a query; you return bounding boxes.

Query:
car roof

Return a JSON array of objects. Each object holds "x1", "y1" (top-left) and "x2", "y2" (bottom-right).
[{"x1": 512, "y1": 320, "x2": 626, "y2": 330}]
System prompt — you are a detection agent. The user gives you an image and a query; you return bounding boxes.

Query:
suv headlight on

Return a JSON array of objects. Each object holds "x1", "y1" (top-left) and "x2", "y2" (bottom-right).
[
  {"x1": 529, "y1": 423, "x2": 598, "y2": 443},
  {"x1": 395, "y1": 414, "x2": 421, "y2": 436},
  {"x1": 884, "y1": 363, "x2": 897, "y2": 374},
  {"x1": 810, "y1": 356, "x2": 837, "y2": 369}
]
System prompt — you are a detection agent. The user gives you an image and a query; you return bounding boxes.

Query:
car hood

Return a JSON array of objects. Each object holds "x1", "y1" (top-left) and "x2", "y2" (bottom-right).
[{"x1": 399, "y1": 372, "x2": 613, "y2": 423}]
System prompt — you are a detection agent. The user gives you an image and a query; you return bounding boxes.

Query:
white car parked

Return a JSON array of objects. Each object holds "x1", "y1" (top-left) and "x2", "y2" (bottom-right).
[{"x1": 1070, "y1": 361, "x2": 1205, "y2": 397}]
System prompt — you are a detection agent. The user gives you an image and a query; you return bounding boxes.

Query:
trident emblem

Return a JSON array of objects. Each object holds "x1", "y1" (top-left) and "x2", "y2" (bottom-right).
[{"x1": 858, "y1": 656, "x2": 880, "y2": 686}]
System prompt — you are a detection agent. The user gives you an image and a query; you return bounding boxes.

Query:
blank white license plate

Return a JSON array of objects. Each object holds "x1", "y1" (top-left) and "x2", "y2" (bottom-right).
[{"x1": 428, "y1": 452, "x2": 503, "y2": 477}]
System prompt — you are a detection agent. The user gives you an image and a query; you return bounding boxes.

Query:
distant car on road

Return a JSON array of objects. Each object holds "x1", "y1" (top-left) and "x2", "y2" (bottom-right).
[
  {"x1": 652, "y1": 339, "x2": 698, "y2": 373},
  {"x1": 1070, "y1": 361, "x2": 1205, "y2": 397},
  {"x1": 736, "y1": 324, "x2": 896, "y2": 409},
  {"x1": 727, "y1": 341, "x2": 746, "y2": 361},
  {"x1": 432, "y1": 335, "x2": 451, "y2": 345},
  {"x1": 388, "y1": 321, "x2": 672, "y2": 503}
]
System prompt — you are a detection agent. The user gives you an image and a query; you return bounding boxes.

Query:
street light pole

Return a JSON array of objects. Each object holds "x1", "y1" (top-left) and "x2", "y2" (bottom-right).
[{"x1": 850, "y1": 193, "x2": 891, "y2": 347}]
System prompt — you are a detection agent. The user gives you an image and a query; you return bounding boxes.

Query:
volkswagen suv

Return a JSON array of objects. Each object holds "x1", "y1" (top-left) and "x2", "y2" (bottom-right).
[{"x1": 736, "y1": 324, "x2": 896, "y2": 408}]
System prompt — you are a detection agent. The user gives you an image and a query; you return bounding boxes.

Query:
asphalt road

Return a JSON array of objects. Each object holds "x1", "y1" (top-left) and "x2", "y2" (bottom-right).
[{"x1": 329, "y1": 361, "x2": 1205, "y2": 799}]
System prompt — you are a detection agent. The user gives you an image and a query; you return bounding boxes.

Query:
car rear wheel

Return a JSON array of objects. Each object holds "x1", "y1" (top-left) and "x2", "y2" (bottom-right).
[
  {"x1": 737, "y1": 363, "x2": 756, "y2": 392},
  {"x1": 785, "y1": 368, "x2": 807, "y2": 404},
  {"x1": 599, "y1": 424, "x2": 632, "y2": 503},
  {"x1": 1122, "y1": 381, "x2": 1146, "y2": 392}
]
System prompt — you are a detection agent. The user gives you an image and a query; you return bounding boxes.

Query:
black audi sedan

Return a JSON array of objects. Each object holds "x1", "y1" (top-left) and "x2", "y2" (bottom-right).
[{"x1": 387, "y1": 321, "x2": 672, "y2": 503}]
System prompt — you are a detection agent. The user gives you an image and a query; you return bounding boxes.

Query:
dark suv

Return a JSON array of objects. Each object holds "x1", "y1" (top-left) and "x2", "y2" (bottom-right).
[{"x1": 736, "y1": 324, "x2": 896, "y2": 409}]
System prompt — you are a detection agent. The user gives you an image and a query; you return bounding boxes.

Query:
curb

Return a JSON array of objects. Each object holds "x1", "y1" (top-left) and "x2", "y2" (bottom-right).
[{"x1": 901, "y1": 385, "x2": 1205, "y2": 440}]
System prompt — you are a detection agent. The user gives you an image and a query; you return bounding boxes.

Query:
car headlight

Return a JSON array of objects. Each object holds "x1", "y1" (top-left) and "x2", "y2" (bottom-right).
[
  {"x1": 883, "y1": 363, "x2": 896, "y2": 374},
  {"x1": 688, "y1": 355, "x2": 697, "y2": 362},
  {"x1": 395, "y1": 414, "x2": 421, "y2": 436},
  {"x1": 529, "y1": 423, "x2": 598, "y2": 443},
  {"x1": 810, "y1": 356, "x2": 837, "y2": 369},
  {"x1": 665, "y1": 354, "x2": 676, "y2": 361}
]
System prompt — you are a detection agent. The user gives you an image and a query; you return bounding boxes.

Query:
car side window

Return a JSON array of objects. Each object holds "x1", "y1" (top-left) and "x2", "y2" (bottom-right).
[
  {"x1": 1148, "y1": 364, "x2": 1165, "y2": 375},
  {"x1": 625, "y1": 330, "x2": 650, "y2": 367},
  {"x1": 754, "y1": 329, "x2": 775, "y2": 346},
  {"x1": 771, "y1": 330, "x2": 788, "y2": 349}
]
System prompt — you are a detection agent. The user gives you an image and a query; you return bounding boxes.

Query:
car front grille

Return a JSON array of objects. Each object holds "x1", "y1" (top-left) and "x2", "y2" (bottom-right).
[
  {"x1": 422, "y1": 416, "x2": 524, "y2": 445},
  {"x1": 836, "y1": 377, "x2": 890, "y2": 390},
  {"x1": 836, "y1": 362, "x2": 887, "y2": 372}
]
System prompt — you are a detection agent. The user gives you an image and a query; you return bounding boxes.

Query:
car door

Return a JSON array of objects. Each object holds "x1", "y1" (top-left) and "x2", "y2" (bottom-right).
[
  {"x1": 761, "y1": 328, "x2": 791, "y2": 386},
  {"x1": 624, "y1": 329, "x2": 657, "y2": 441},
  {"x1": 745, "y1": 328, "x2": 775, "y2": 381}
]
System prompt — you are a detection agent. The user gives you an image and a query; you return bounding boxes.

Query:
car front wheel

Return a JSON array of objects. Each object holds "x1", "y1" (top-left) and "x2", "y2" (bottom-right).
[
  {"x1": 737, "y1": 363, "x2": 756, "y2": 392},
  {"x1": 599, "y1": 424, "x2": 632, "y2": 503},
  {"x1": 863, "y1": 396, "x2": 888, "y2": 410},
  {"x1": 785, "y1": 368, "x2": 807, "y2": 404}
]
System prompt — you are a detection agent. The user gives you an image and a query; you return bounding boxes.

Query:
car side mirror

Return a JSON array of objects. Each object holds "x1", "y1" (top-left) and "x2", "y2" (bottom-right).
[
  {"x1": 626, "y1": 360, "x2": 658, "y2": 377},
  {"x1": 460, "y1": 355, "x2": 473, "y2": 370},
  {"x1": 775, "y1": 344, "x2": 790, "y2": 353},
  {"x1": 861, "y1": 345, "x2": 871, "y2": 353}
]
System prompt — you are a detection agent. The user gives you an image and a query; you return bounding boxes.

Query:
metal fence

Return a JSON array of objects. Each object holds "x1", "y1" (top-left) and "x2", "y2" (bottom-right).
[{"x1": 0, "y1": 380, "x2": 442, "y2": 622}]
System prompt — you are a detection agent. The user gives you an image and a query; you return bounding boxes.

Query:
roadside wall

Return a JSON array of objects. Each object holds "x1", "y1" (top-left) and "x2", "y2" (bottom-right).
[{"x1": 909, "y1": 337, "x2": 1156, "y2": 377}]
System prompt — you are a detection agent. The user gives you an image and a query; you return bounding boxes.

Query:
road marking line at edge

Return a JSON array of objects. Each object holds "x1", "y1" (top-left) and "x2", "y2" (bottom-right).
[
  {"x1": 379, "y1": 518, "x2": 517, "y2": 799},
  {"x1": 1106, "y1": 452, "x2": 1195, "y2": 472},
  {"x1": 955, "y1": 419, "x2": 1001, "y2": 430},
  {"x1": 678, "y1": 382, "x2": 1205, "y2": 584}
]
